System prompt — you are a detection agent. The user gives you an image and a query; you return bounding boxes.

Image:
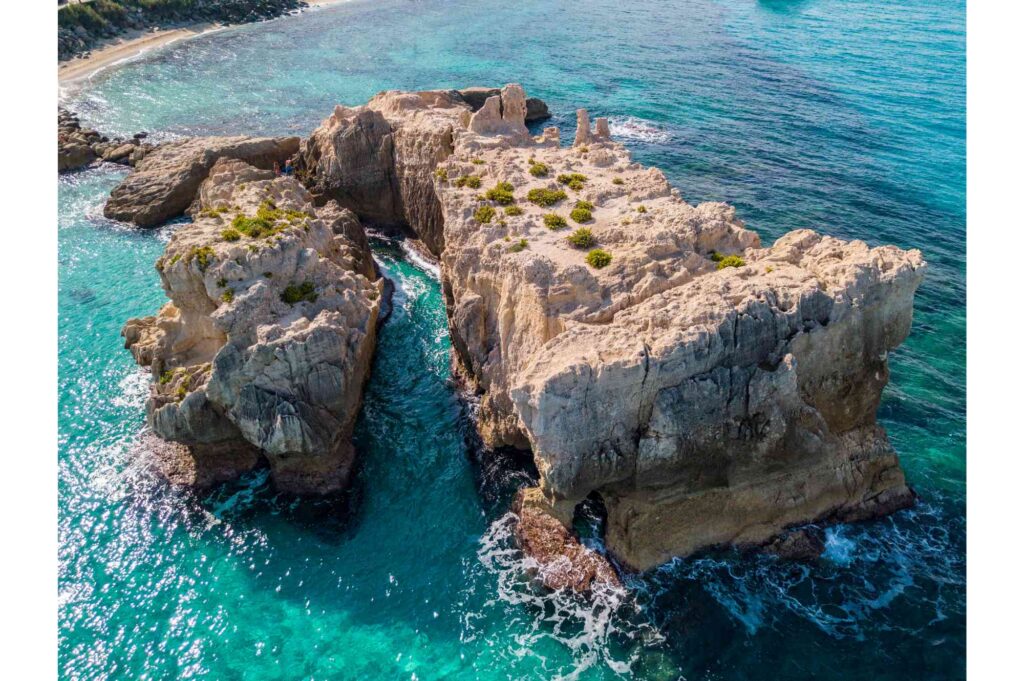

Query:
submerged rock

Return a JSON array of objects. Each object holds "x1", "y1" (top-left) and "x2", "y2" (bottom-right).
[
  {"x1": 122, "y1": 158, "x2": 382, "y2": 494},
  {"x1": 104, "y1": 135, "x2": 300, "y2": 226}
]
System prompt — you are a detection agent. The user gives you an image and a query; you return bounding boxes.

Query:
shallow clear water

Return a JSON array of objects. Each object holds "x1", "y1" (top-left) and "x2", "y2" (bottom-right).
[{"x1": 59, "y1": 0, "x2": 965, "y2": 678}]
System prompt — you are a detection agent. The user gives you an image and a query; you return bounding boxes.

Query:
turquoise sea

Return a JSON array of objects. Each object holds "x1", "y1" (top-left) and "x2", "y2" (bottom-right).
[{"x1": 58, "y1": 1, "x2": 966, "y2": 678}]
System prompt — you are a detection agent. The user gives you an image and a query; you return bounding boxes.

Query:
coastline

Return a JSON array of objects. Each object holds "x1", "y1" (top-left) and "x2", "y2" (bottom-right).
[{"x1": 57, "y1": 0, "x2": 352, "y2": 88}]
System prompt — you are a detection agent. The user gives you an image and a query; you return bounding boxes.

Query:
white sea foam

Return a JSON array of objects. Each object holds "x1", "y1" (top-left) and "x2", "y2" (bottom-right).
[
  {"x1": 476, "y1": 513, "x2": 661, "y2": 680},
  {"x1": 608, "y1": 117, "x2": 673, "y2": 145}
]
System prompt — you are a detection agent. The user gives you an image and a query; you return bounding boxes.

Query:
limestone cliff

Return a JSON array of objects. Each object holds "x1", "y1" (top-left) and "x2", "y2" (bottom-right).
[
  {"x1": 105, "y1": 135, "x2": 300, "y2": 227},
  {"x1": 296, "y1": 86, "x2": 551, "y2": 256},
  {"x1": 424, "y1": 89, "x2": 925, "y2": 570},
  {"x1": 122, "y1": 158, "x2": 382, "y2": 494}
]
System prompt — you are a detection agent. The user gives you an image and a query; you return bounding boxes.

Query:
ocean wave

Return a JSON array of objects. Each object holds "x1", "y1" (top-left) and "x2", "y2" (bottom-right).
[
  {"x1": 608, "y1": 117, "x2": 673, "y2": 145},
  {"x1": 475, "y1": 513, "x2": 662, "y2": 680}
]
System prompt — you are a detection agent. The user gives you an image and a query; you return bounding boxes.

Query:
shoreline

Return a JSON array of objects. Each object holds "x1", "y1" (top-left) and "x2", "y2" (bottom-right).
[{"x1": 57, "y1": 0, "x2": 352, "y2": 89}]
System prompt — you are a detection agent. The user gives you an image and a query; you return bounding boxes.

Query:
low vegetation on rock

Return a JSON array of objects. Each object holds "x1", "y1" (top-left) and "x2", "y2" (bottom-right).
[
  {"x1": 567, "y1": 228, "x2": 595, "y2": 249},
  {"x1": 221, "y1": 228, "x2": 241, "y2": 242},
  {"x1": 508, "y1": 238, "x2": 529, "y2": 253},
  {"x1": 557, "y1": 173, "x2": 587, "y2": 190},
  {"x1": 585, "y1": 248, "x2": 612, "y2": 269},
  {"x1": 570, "y1": 206, "x2": 593, "y2": 223},
  {"x1": 280, "y1": 281, "x2": 318, "y2": 305},
  {"x1": 529, "y1": 161, "x2": 549, "y2": 177},
  {"x1": 474, "y1": 204, "x2": 497, "y2": 224},
  {"x1": 716, "y1": 255, "x2": 746, "y2": 270},
  {"x1": 527, "y1": 188, "x2": 567, "y2": 207},
  {"x1": 505, "y1": 205, "x2": 524, "y2": 216},
  {"x1": 485, "y1": 182, "x2": 515, "y2": 205},
  {"x1": 187, "y1": 246, "x2": 216, "y2": 272},
  {"x1": 455, "y1": 175, "x2": 482, "y2": 189},
  {"x1": 544, "y1": 213, "x2": 568, "y2": 230}
]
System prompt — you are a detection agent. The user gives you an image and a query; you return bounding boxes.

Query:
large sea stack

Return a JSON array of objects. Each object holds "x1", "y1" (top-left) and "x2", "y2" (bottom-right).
[
  {"x1": 122, "y1": 158, "x2": 382, "y2": 494},
  {"x1": 299, "y1": 84, "x2": 925, "y2": 572}
]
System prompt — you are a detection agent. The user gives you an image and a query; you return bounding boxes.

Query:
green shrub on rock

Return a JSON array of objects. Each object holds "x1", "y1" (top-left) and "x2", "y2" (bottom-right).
[
  {"x1": 221, "y1": 228, "x2": 241, "y2": 242},
  {"x1": 716, "y1": 255, "x2": 746, "y2": 270},
  {"x1": 567, "y1": 228, "x2": 595, "y2": 249},
  {"x1": 557, "y1": 173, "x2": 587, "y2": 190},
  {"x1": 570, "y1": 207, "x2": 593, "y2": 223},
  {"x1": 221, "y1": 289, "x2": 234, "y2": 303},
  {"x1": 485, "y1": 182, "x2": 515, "y2": 205},
  {"x1": 543, "y1": 213, "x2": 568, "y2": 230},
  {"x1": 612, "y1": 177, "x2": 624, "y2": 185},
  {"x1": 508, "y1": 238, "x2": 529, "y2": 253},
  {"x1": 455, "y1": 175, "x2": 482, "y2": 189},
  {"x1": 187, "y1": 246, "x2": 216, "y2": 272},
  {"x1": 708, "y1": 250, "x2": 725, "y2": 263},
  {"x1": 527, "y1": 188, "x2": 567, "y2": 207},
  {"x1": 505, "y1": 205, "x2": 524, "y2": 216},
  {"x1": 585, "y1": 248, "x2": 612, "y2": 269},
  {"x1": 281, "y1": 281, "x2": 318, "y2": 305},
  {"x1": 474, "y1": 205, "x2": 497, "y2": 224},
  {"x1": 529, "y1": 162, "x2": 549, "y2": 177}
]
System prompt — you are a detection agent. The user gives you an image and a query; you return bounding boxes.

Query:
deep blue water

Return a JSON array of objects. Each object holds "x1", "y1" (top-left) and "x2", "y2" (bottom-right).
[{"x1": 58, "y1": 1, "x2": 965, "y2": 678}]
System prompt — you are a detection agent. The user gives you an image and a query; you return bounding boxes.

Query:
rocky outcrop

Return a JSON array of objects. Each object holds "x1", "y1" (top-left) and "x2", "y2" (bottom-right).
[
  {"x1": 456, "y1": 87, "x2": 551, "y2": 122},
  {"x1": 513, "y1": 487, "x2": 621, "y2": 592},
  {"x1": 58, "y1": 108, "x2": 155, "y2": 173},
  {"x1": 122, "y1": 158, "x2": 382, "y2": 494},
  {"x1": 423, "y1": 87, "x2": 925, "y2": 571},
  {"x1": 104, "y1": 135, "x2": 300, "y2": 226},
  {"x1": 298, "y1": 83, "x2": 925, "y2": 572},
  {"x1": 763, "y1": 528, "x2": 826, "y2": 562},
  {"x1": 296, "y1": 86, "x2": 550, "y2": 256}
]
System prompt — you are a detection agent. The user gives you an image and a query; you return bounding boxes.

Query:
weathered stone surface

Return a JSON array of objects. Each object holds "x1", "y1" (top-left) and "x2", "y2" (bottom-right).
[
  {"x1": 122, "y1": 158, "x2": 382, "y2": 494},
  {"x1": 298, "y1": 87, "x2": 551, "y2": 256},
  {"x1": 456, "y1": 86, "x2": 551, "y2": 122},
  {"x1": 427, "y1": 94, "x2": 926, "y2": 570},
  {"x1": 513, "y1": 487, "x2": 621, "y2": 592},
  {"x1": 573, "y1": 108, "x2": 592, "y2": 146},
  {"x1": 104, "y1": 135, "x2": 300, "y2": 226},
  {"x1": 58, "y1": 107, "x2": 152, "y2": 173},
  {"x1": 763, "y1": 528, "x2": 826, "y2": 562}
]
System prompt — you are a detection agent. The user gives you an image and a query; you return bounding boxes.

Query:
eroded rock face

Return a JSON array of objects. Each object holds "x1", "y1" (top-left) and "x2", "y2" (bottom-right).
[
  {"x1": 297, "y1": 86, "x2": 549, "y2": 256},
  {"x1": 104, "y1": 135, "x2": 300, "y2": 227},
  {"x1": 122, "y1": 158, "x2": 382, "y2": 494},
  {"x1": 427, "y1": 89, "x2": 925, "y2": 570},
  {"x1": 513, "y1": 487, "x2": 621, "y2": 592}
]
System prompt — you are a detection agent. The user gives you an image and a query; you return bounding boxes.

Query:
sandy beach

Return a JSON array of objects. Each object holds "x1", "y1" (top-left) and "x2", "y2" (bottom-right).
[{"x1": 57, "y1": 0, "x2": 351, "y2": 86}]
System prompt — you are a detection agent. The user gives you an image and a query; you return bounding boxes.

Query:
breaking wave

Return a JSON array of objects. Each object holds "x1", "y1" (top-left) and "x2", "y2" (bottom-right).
[{"x1": 608, "y1": 117, "x2": 673, "y2": 145}]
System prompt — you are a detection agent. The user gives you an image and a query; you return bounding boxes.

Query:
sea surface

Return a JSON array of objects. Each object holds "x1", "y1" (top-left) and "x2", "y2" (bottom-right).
[{"x1": 58, "y1": 1, "x2": 966, "y2": 679}]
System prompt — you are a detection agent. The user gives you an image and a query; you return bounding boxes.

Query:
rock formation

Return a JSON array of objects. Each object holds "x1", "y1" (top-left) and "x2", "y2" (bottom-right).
[
  {"x1": 58, "y1": 107, "x2": 155, "y2": 173},
  {"x1": 115, "y1": 83, "x2": 925, "y2": 576},
  {"x1": 122, "y1": 158, "x2": 382, "y2": 494},
  {"x1": 104, "y1": 135, "x2": 300, "y2": 226},
  {"x1": 513, "y1": 487, "x2": 621, "y2": 592},
  {"x1": 423, "y1": 87, "x2": 925, "y2": 571},
  {"x1": 296, "y1": 86, "x2": 550, "y2": 256}
]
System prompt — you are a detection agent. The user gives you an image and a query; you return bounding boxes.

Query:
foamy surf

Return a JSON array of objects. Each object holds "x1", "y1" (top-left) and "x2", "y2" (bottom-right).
[
  {"x1": 608, "y1": 117, "x2": 673, "y2": 145},
  {"x1": 476, "y1": 513, "x2": 662, "y2": 680}
]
